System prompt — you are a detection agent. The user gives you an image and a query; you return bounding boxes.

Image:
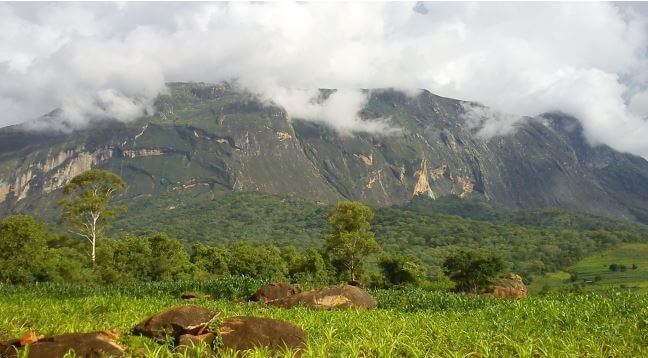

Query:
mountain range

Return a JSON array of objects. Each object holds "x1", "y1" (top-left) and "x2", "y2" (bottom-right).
[{"x1": 2, "y1": 82, "x2": 648, "y2": 224}]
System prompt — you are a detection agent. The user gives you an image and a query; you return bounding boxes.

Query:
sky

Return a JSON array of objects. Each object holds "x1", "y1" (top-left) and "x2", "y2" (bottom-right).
[{"x1": 1, "y1": 2, "x2": 647, "y2": 157}]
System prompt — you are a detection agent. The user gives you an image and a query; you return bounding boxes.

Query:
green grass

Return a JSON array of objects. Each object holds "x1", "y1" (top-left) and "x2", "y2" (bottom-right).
[
  {"x1": 531, "y1": 243, "x2": 648, "y2": 293},
  {"x1": 1, "y1": 280, "x2": 647, "y2": 357}
]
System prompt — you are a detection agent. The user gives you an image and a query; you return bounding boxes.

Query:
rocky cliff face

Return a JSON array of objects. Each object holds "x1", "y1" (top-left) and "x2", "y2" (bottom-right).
[{"x1": 2, "y1": 82, "x2": 648, "y2": 223}]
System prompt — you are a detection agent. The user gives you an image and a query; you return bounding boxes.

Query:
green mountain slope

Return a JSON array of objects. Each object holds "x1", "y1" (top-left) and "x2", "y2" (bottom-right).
[{"x1": 530, "y1": 243, "x2": 648, "y2": 292}]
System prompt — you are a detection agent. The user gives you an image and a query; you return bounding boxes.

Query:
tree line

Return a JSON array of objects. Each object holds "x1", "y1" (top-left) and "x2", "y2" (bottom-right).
[
  {"x1": 0, "y1": 205, "x2": 434, "y2": 288},
  {"x1": 111, "y1": 189, "x2": 648, "y2": 283}
]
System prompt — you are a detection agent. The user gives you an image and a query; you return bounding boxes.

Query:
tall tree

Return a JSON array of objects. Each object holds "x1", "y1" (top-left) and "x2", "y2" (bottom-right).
[
  {"x1": 59, "y1": 169, "x2": 126, "y2": 264},
  {"x1": 0, "y1": 215, "x2": 51, "y2": 284},
  {"x1": 442, "y1": 250, "x2": 504, "y2": 293},
  {"x1": 325, "y1": 201, "x2": 380, "y2": 282},
  {"x1": 379, "y1": 253, "x2": 427, "y2": 286}
]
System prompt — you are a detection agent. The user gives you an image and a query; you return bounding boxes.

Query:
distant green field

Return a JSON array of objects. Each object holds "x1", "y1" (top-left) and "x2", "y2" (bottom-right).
[
  {"x1": 1, "y1": 280, "x2": 647, "y2": 357},
  {"x1": 530, "y1": 243, "x2": 648, "y2": 293}
]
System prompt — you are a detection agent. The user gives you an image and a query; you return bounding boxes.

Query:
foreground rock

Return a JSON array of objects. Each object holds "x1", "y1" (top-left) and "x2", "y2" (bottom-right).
[
  {"x1": 133, "y1": 305, "x2": 219, "y2": 341},
  {"x1": 489, "y1": 273, "x2": 529, "y2": 299},
  {"x1": 3, "y1": 332, "x2": 124, "y2": 358},
  {"x1": 219, "y1": 316, "x2": 307, "y2": 354},
  {"x1": 175, "y1": 332, "x2": 216, "y2": 356},
  {"x1": 269, "y1": 284, "x2": 377, "y2": 309},
  {"x1": 177, "y1": 332, "x2": 216, "y2": 347},
  {"x1": 251, "y1": 283, "x2": 301, "y2": 303}
]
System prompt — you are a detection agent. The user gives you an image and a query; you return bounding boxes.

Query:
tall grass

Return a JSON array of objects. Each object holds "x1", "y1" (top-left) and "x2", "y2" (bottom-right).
[{"x1": 1, "y1": 278, "x2": 646, "y2": 357}]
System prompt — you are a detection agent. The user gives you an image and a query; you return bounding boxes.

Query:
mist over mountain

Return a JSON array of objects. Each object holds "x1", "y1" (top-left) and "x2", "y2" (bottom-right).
[
  {"x1": 2, "y1": 82, "x2": 648, "y2": 224},
  {"x1": 2, "y1": 3, "x2": 648, "y2": 158}
]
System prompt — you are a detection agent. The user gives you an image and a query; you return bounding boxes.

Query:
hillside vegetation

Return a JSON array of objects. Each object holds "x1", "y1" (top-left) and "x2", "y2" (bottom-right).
[{"x1": 111, "y1": 190, "x2": 648, "y2": 282}]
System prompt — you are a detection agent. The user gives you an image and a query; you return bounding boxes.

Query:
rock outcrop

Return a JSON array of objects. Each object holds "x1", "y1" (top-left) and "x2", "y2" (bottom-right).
[
  {"x1": 269, "y1": 284, "x2": 377, "y2": 310},
  {"x1": 489, "y1": 273, "x2": 529, "y2": 299}
]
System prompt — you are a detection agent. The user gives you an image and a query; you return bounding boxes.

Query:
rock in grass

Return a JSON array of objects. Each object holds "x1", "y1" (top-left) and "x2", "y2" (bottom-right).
[
  {"x1": 175, "y1": 333, "x2": 216, "y2": 356},
  {"x1": 176, "y1": 332, "x2": 216, "y2": 347},
  {"x1": 133, "y1": 305, "x2": 219, "y2": 341},
  {"x1": 269, "y1": 284, "x2": 377, "y2": 309},
  {"x1": 218, "y1": 316, "x2": 307, "y2": 354},
  {"x1": 4, "y1": 332, "x2": 125, "y2": 358},
  {"x1": 489, "y1": 273, "x2": 529, "y2": 299},
  {"x1": 181, "y1": 292, "x2": 198, "y2": 300},
  {"x1": 19, "y1": 332, "x2": 40, "y2": 346},
  {"x1": 250, "y1": 283, "x2": 301, "y2": 303}
]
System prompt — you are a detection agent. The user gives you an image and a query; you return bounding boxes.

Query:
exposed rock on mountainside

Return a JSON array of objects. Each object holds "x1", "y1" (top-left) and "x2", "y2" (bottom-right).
[{"x1": 2, "y1": 82, "x2": 648, "y2": 223}]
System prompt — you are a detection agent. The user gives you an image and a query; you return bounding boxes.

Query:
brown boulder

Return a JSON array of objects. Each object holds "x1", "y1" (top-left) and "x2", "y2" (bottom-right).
[
  {"x1": 489, "y1": 273, "x2": 529, "y2": 299},
  {"x1": 133, "y1": 305, "x2": 219, "y2": 341},
  {"x1": 218, "y1": 316, "x2": 307, "y2": 354},
  {"x1": 175, "y1": 333, "x2": 216, "y2": 356},
  {"x1": 251, "y1": 283, "x2": 301, "y2": 303},
  {"x1": 269, "y1": 284, "x2": 377, "y2": 310},
  {"x1": 181, "y1": 292, "x2": 198, "y2": 300},
  {"x1": 5, "y1": 332, "x2": 124, "y2": 358},
  {"x1": 176, "y1": 332, "x2": 216, "y2": 347}
]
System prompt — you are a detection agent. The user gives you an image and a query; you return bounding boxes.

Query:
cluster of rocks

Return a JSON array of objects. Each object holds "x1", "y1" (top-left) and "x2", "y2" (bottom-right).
[
  {"x1": 133, "y1": 305, "x2": 308, "y2": 355},
  {"x1": 0, "y1": 282, "x2": 378, "y2": 357},
  {"x1": 1, "y1": 278, "x2": 526, "y2": 356}
]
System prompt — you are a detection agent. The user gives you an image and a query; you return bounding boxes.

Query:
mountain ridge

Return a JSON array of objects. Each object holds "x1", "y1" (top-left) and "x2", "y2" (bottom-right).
[{"x1": 2, "y1": 82, "x2": 648, "y2": 224}]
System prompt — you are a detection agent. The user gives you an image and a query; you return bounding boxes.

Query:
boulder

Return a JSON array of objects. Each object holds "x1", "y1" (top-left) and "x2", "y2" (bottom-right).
[
  {"x1": 218, "y1": 316, "x2": 307, "y2": 354},
  {"x1": 176, "y1": 332, "x2": 216, "y2": 347},
  {"x1": 251, "y1": 283, "x2": 301, "y2": 303},
  {"x1": 4, "y1": 332, "x2": 124, "y2": 358},
  {"x1": 489, "y1": 273, "x2": 529, "y2": 299},
  {"x1": 175, "y1": 333, "x2": 216, "y2": 356},
  {"x1": 269, "y1": 284, "x2": 377, "y2": 309},
  {"x1": 133, "y1": 305, "x2": 219, "y2": 341},
  {"x1": 181, "y1": 292, "x2": 198, "y2": 300}
]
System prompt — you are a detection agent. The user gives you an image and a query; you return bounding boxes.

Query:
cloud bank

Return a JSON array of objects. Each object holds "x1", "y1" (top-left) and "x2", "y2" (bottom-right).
[{"x1": 0, "y1": 2, "x2": 647, "y2": 156}]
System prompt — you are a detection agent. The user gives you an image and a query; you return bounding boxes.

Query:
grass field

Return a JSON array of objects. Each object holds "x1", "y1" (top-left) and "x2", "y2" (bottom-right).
[
  {"x1": 1, "y1": 279, "x2": 647, "y2": 357},
  {"x1": 530, "y1": 243, "x2": 648, "y2": 293}
]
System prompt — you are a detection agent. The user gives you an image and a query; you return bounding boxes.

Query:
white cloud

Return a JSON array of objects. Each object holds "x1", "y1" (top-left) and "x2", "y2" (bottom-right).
[
  {"x1": 267, "y1": 88, "x2": 395, "y2": 135},
  {"x1": 0, "y1": 2, "x2": 647, "y2": 156}
]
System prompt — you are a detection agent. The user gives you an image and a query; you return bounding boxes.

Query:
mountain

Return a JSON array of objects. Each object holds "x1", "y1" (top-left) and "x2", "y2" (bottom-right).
[{"x1": 2, "y1": 82, "x2": 648, "y2": 224}]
